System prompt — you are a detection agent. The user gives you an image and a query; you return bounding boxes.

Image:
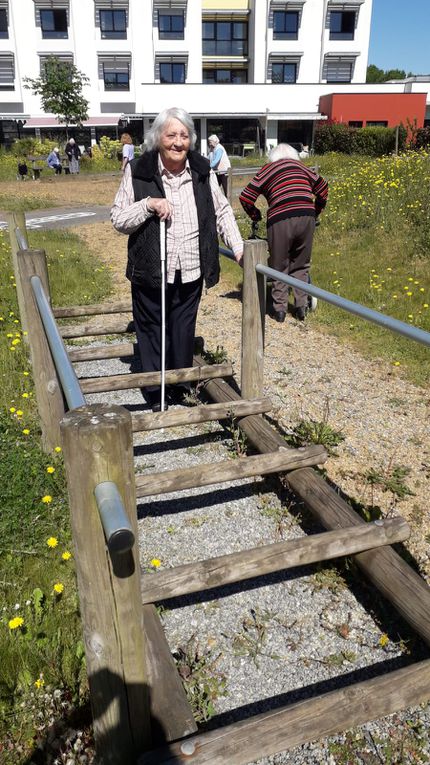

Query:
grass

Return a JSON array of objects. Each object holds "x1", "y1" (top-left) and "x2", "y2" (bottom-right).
[
  {"x1": 231, "y1": 149, "x2": 430, "y2": 387},
  {"x1": 0, "y1": 193, "x2": 56, "y2": 212},
  {"x1": 0, "y1": 225, "x2": 112, "y2": 762}
]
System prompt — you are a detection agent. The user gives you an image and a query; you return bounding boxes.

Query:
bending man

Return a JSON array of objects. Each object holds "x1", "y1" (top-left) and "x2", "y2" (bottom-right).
[
  {"x1": 111, "y1": 107, "x2": 243, "y2": 411},
  {"x1": 240, "y1": 143, "x2": 328, "y2": 322}
]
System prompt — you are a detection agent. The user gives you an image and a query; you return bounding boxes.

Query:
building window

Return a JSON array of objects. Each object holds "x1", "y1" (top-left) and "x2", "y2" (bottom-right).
[
  {"x1": 100, "y1": 9, "x2": 127, "y2": 39},
  {"x1": 203, "y1": 68, "x2": 247, "y2": 84},
  {"x1": 349, "y1": 120, "x2": 362, "y2": 127},
  {"x1": 158, "y1": 11, "x2": 184, "y2": 40},
  {"x1": 366, "y1": 121, "x2": 388, "y2": 127},
  {"x1": 0, "y1": 8, "x2": 8, "y2": 38},
  {"x1": 99, "y1": 57, "x2": 130, "y2": 90},
  {"x1": 272, "y1": 62, "x2": 297, "y2": 83},
  {"x1": 0, "y1": 53, "x2": 14, "y2": 89},
  {"x1": 324, "y1": 59, "x2": 353, "y2": 83},
  {"x1": 329, "y1": 10, "x2": 355, "y2": 40},
  {"x1": 202, "y1": 21, "x2": 248, "y2": 57},
  {"x1": 40, "y1": 8, "x2": 68, "y2": 38},
  {"x1": 273, "y1": 11, "x2": 298, "y2": 40},
  {"x1": 160, "y1": 62, "x2": 185, "y2": 83},
  {"x1": 39, "y1": 54, "x2": 74, "y2": 74}
]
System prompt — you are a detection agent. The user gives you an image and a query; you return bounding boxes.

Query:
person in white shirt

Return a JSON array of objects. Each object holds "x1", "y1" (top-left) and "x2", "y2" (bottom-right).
[
  {"x1": 120, "y1": 133, "x2": 135, "y2": 172},
  {"x1": 208, "y1": 134, "x2": 231, "y2": 195},
  {"x1": 111, "y1": 107, "x2": 243, "y2": 411}
]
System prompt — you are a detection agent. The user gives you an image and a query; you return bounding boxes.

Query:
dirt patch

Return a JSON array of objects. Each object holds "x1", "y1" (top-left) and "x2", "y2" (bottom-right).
[
  {"x1": 70, "y1": 221, "x2": 130, "y2": 301},
  {"x1": 2, "y1": 172, "x2": 122, "y2": 208}
]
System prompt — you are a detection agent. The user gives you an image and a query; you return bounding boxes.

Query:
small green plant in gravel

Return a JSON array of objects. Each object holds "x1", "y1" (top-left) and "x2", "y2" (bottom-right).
[
  {"x1": 225, "y1": 414, "x2": 248, "y2": 457},
  {"x1": 311, "y1": 564, "x2": 348, "y2": 594},
  {"x1": 173, "y1": 636, "x2": 227, "y2": 723},
  {"x1": 259, "y1": 496, "x2": 297, "y2": 538},
  {"x1": 231, "y1": 608, "x2": 275, "y2": 667},
  {"x1": 203, "y1": 344, "x2": 229, "y2": 365},
  {"x1": 286, "y1": 417, "x2": 345, "y2": 455}
]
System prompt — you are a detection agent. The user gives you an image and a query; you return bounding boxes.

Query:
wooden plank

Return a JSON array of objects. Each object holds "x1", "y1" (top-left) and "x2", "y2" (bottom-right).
[
  {"x1": 196, "y1": 357, "x2": 430, "y2": 647},
  {"x1": 143, "y1": 604, "x2": 197, "y2": 743},
  {"x1": 135, "y1": 445, "x2": 327, "y2": 498},
  {"x1": 61, "y1": 404, "x2": 150, "y2": 762},
  {"x1": 131, "y1": 397, "x2": 272, "y2": 432},
  {"x1": 241, "y1": 239, "x2": 267, "y2": 399},
  {"x1": 60, "y1": 316, "x2": 133, "y2": 338},
  {"x1": 68, "y1": 342, "x2": 136, "y2": 362},
  {"x1": 16, "y1": 249, "x2": 65, "y2": 452},
  {"x1": 53, "y1": 300, "x2": 132, "y2": 318},
  {"x1": 140, "y1": 517, "x2": 410, "y2": 603},
  {"x1": 140, "y1": 659, "x2": 430, "y2": 764},
  {"x1": 6, "y1": 211, "x2": 29, "y2": 338},
  {"x1": 287, "y1": 468, "x2": 430, "y2": 647},
  {"x1": 80, "y1": 363, "x2": 233, "y2": 394}
]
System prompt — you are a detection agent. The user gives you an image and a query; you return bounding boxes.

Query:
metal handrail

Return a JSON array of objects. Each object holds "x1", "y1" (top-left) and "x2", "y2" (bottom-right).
[
  {"x1": 15, "y1": 226, "x2": 28, "y2": 250},
  {"x1": 30, "y1": 275, "x2": 86, "y2": 409},
  {"x1": 94, "y1": 482, "x2": 135, "y2": 554},
  {"x1": 218, "y1": 245, "x2": 430, "y2": 349},
  {"x1": 256, "y1": 265, "x2": 430, "y2": 348}
]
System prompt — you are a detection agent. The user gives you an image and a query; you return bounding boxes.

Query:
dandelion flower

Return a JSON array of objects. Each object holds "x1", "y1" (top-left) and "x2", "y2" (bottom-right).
[
  {"x1": 46, "y1": 466, "x2": 55, "y2": 474},
  {"x1": 34, "y1": 677, "x2": 45, "y2": 689},
  {"x1": 53, "y1": 583, "x2": 64, "y2": 594},
  {"x1": 22, "y1": 393, "x2": 29, "y2": 399},
  {"x1": 16, "y1": 410, "x2": 23, "y2": 417},
  {"x1": 393, "y1": 361, "x2": 401, "y2": 367},
  {"x1": 9, "y1": 407, "x2": 16, "y2": 413},
  {"x1": 23, "y1": 371, "x2": 29, "y2": 376},
  {"x1": 379, "y1": 633, "x2": 389, "y2": 647},
  {"x1": 62, "y1": 551, "x2": 72, "y2": 561},
  {"x1": 54, "y1": 446, "x2": 62, "y2": 453},
  {"x1": 47, "y1": 536, "x2": 58, "y2": 547},
  {"x1": 42, "y1": 495, "x2": 53, "y2": 504},
  {"x1": 22, "y1": 429, "x2": 30, "y2": 435},
  {"x1": 150, "y1": 558, "x2": 161, "y2": 568},
  {"x1": 8, "y1": 616, "x2": 24, "y2": 630}
]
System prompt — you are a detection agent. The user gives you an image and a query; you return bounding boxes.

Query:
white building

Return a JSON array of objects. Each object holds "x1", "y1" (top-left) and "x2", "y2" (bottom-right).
[{"x1": 2, "y1": 0, "x2": 427, "y2": 152}]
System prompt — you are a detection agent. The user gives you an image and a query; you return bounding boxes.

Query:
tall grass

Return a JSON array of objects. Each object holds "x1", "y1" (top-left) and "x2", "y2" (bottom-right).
[{"x1": 0, "y1": 227, "x2": 112, "y2": 761}]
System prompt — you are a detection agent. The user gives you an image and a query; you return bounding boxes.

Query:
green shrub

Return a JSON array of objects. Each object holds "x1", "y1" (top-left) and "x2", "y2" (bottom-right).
[{"x1": 314, "y1": 122, "x2": 407, "y2": 156}]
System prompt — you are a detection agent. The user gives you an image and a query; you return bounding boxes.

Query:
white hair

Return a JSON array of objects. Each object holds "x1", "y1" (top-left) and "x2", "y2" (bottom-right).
[
  {"x1": 146, "y1": 107, "x2": 197, "y2": 151},
  {"x1": 208, "y1": 134, "x2": 219, "y2": 144},
  {"x1": 268, "y1": 143, "x2": 300, "y2": 162}
]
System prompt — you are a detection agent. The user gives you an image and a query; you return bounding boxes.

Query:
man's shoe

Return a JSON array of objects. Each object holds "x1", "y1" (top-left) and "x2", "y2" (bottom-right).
[
  {"x1": 295, "y1": 306, "x2": 307, "y2": 322},
  {"x1": 144, "y1": 390, "x2": 168, "y2": 412},
  {"x1": 272, "y1": 310, "x2": 286, "y2": 323}
]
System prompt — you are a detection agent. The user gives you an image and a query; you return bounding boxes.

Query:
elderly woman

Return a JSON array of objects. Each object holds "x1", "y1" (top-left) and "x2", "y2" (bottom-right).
[
  {"x1": 111, "y1": 106, "x2": 243, "y2": 412},
  {"x1": 240, "y1": 143, "x2": 328, "y2": 323},
  {"x1": 120, "y1": 132, "x2": 134, "y2": 172}
]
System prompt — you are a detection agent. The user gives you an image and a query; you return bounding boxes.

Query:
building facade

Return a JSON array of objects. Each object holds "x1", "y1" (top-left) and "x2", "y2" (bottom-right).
[{"x1": 0, "y1": 0, "x2": 428, "y2": 150}]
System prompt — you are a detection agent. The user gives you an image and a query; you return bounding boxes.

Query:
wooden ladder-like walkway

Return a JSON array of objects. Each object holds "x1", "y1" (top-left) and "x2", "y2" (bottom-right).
[{"x1": 12, "y1": 230, "x2": 430, "y2": 765}]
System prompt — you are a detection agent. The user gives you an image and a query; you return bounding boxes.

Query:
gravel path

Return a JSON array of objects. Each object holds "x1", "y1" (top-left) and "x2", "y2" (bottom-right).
[{"x1": 70, "y1": 281, "x2": 430, "y2": 764}]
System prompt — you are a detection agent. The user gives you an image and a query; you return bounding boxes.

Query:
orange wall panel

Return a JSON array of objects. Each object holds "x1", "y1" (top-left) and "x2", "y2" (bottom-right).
[{"x1": 319, "y1": 93, "x2": 426, "y2": 128}]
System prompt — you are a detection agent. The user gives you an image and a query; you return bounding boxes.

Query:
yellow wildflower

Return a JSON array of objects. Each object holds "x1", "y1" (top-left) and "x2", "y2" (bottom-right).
[
  {"x1": 8, "y1": 616, "x2": 24, "y2": 630},
  {"x1": 47, "y1": 536, "x2": 58, "y2": 547},
  {"x1": 54, "y1": 446, "x2": 62, "y2": 453},
  {"x1": 150, "y1": 558, "x2": 161, "y2": 568},
  {"x1": 22, "y1": 429, "x2": 30, "y2": 435},
  {"x1": 46, "y1": 466, "x2": 55, "y2": 474},
  {"x1": 379, "y1": 633, "x2": 389, "y2": 647},
  {"x1": 42, "y1": 495, "x2": 53, "y2": 504},
  {"x1": 53, "y1": 583, "x2": 64, "y2": 594},
  {"x1": 34, "y1": 677, "x2": 45, "y2": 689},
  {"x1": 62, "y1": 551, "x2": 72, "y2": 561}
]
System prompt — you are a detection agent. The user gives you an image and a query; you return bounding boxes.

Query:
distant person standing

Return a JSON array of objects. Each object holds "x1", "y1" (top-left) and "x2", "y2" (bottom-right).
[
  {"x1": 65, "y1": 138, "x2": 81, "y2": 174},
  {"x1": 240, "y1": 143, "x2": 328, "y2": 322},
  {"x1": 208, "y1": 134, "x2": 231, "y2": 195},
  {"x1": 120, "y1": 132, "x2": 134, "y2": 172}
]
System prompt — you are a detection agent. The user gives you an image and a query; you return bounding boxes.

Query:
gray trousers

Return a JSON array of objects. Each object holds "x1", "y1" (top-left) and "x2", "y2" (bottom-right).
[{"x1": 267, "y1": 216, "x2": 315, "y2": 311}]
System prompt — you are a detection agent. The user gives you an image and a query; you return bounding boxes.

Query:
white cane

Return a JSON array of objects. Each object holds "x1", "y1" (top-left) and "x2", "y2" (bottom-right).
[{"x1": 159, "y1": 218, "x2": 166, "y2": 412}]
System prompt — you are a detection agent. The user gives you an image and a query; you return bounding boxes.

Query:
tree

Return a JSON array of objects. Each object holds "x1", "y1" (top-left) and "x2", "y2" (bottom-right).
[
  {"x1": 23, "y1": 57, "x2": 89, "y2": 136},
  {"x1": 366, "y1": 64, "x2": 409, "y2": 83}
]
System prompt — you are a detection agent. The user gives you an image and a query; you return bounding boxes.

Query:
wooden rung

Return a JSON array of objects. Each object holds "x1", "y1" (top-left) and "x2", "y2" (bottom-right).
[
  {"x1": 135, "y1": 445, "x2": 327, "y2": 498},
  {"x1": 140, "y1": 659, "x2": 430, "y2": 765},
  {"x1": 68, "y1": 342, "x2": 136, "y2": 362},
  {"x1": 132, "y1": 397, "x2": 272, "y2": 432},
  {"x1": 143, "y1": 604, "x2": 197, "y2": 743},
  {"x1": 80, "y1": 363, "x2": 233, "y2": 394},
  {"x1": 53, "y1": 300, "x2": 131, "y2": 318},
  {"x1": 60, "y1": 317, "x2": 133, "y2": 338},
  {"x1": 140, "y1": 518, "x2": 410, "y2": 603}
]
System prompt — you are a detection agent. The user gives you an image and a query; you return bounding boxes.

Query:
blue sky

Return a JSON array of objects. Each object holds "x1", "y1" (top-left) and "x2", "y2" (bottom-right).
[{"x1": 368, "y1": 0, "x2": 430, "y2": 74}]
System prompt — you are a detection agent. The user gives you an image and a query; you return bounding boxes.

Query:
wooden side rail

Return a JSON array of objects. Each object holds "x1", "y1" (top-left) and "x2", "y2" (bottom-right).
[
  {"x1": 141, "y1": 659, "x2": 430, "y2": 765},
  {"x1": 53, "y1": 300, "x2": 132, "y2": 318},
  {"x1": 68, "y1": 342, "x2": 136, "y2": 362},
  {"x1": 80, "y1": 363, "x2": 233, "y2": 394},
  {"x1": 135, "y1": 445, "x2": 327, "y2": 498},
  {"x1": 140, "y1": 517, "x2": 410, "y2": 603},
  {"x1": 131, "y1": 397, "x2": 272, "y2": 432}
]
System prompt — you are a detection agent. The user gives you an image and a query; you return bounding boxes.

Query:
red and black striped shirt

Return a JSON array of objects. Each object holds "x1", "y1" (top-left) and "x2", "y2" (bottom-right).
[{"x1": 239, "y1": 158, "x2": 328, "y2": 226}]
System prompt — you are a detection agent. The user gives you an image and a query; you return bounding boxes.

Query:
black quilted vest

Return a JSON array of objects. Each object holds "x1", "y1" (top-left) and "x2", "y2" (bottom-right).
[{"x1": 126, "y1": 149, "x2": 219, "y2": 289}]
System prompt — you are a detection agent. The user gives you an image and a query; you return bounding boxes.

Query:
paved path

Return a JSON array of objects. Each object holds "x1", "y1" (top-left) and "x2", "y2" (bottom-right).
[{"x1": 0, "y1": 205, "x2": 111, "y2": 230}]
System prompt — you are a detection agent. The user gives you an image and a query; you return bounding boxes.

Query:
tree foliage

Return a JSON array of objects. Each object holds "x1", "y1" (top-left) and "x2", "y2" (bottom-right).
[
  {"x1": 366, "y1": 64, "x2": 413, "y2": 83},
  {"x1": 23, "y1": 57, "x2": 89, "y2": 128}
]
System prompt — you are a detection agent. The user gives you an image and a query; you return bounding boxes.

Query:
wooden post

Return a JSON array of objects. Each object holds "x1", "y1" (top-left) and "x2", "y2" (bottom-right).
[
  {"x1": 61, "y1": 404, "x2": 150, "y2": 763},
  {"x1": 227, "y1": 166, "x2": 233, "y2": 204},
  {"x1": 6, "y1": 211, "x2": 29, "y2": 338},
  {"x1": 16, "y1": 249, "x2": 64, "y2": 451},
  {"x1": 241, "y1": 238, "x2": 268, "y2": 399}
]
